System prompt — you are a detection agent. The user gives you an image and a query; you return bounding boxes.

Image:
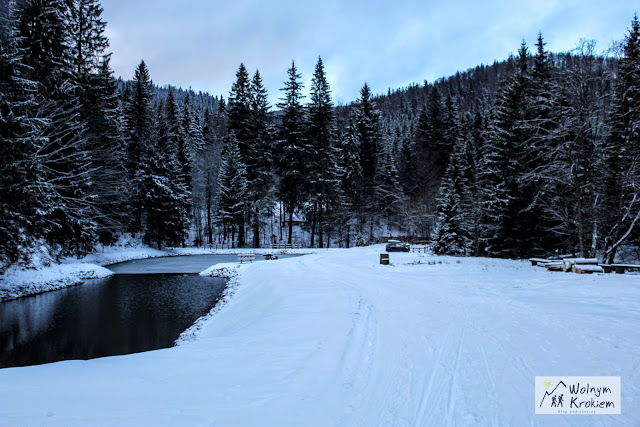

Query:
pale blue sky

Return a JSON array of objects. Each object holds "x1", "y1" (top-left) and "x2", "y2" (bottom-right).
[{"x1": 101, "y1": 0, "x2": 638, "y2": 106}]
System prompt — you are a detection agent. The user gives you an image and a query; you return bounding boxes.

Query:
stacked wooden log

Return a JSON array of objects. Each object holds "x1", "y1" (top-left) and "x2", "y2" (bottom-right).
[
  {"x1": 562, "y1": 258, "x2": 602, "y2": 273},
  {"x1": 529, "y1": 257, "x2": 603, "y2": 273}
]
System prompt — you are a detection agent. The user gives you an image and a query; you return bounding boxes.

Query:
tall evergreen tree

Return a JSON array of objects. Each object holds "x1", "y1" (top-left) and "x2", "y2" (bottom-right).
[
  {"x1": 65, "y1": 0, "x2": 108, "y2": 79},
  {"x1": 18, "y1": 0, "x2": 96, "y2": 257},
  {"x1": 142, "y1": 94, "x2": 189, "y2": 249},
  {"x1": 246, "y1": 69, "x2": 273, "y2": 247},
  {"x1": 602, "y1": 15, "x2": 640, "y2": 262},
  {"x1": 432, "y1": 144, "x2": 467, "y2": 255},
  {"x1": 338, "y1": 116, "x2": 363, "y2": 247},
  {"x1": 374, "y1": 129, "x2": 402, "y2": 233},
  {"x1": 80, "y1": 54, "x2": 126, "y2": 243},
  {"x1": 479, "y1": 44, "x2": 532, "y2": 257},
  {"x1": 353, "y1": 82, "x2": 380, "y2": 240},
  {"x1": 276, "y1": 61, "x2": 307, "y2": 244},
  {"x1": 307, "y1": 57, "x2": 340, "y2": 247},
  {"x1": 217, "y1": 137, "x2": 248, "y2": 247},
  {"x1": 0, "y1": 0, "x2": 48, "y2": 269},
  {"x1": 123, "y1": 60, "x2": 154, "y2": 232},
  {"x1": 227, "y1": 63, "x2": 252, "y2": 158},
  {"x1": 195, "y1": 106, "x2": 224, "y2": 246}
]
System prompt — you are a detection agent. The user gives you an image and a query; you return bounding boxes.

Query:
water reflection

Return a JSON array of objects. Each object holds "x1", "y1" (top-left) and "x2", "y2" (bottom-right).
[
  {"x1": 0, "y1": 275, "x2": 226, "y2": 368},
  {"x1": 106, "y1": 253, "x2": 301, "y2": 274}
]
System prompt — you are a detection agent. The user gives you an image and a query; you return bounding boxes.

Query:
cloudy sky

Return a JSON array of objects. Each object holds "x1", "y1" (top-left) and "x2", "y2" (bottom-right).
[{"x1": 102, "y1": 0, "x2": 638, "y2": 106}]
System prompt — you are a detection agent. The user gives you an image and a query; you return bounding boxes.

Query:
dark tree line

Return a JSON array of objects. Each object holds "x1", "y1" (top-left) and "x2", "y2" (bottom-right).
[
  {"x1": 432, "y1": 21, "x2": 640, "y2": 261},
  {"x1": 2, "y1": 0, "x2": 639, "y2": 270}
]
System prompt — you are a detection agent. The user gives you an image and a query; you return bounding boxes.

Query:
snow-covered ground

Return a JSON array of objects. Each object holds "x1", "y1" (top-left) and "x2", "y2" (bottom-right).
[{"x1": 1, "y1": 245, "x2": 639, "y2": 425}]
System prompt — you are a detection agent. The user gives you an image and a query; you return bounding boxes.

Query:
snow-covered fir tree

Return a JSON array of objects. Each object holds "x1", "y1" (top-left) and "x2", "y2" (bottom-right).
[
  {"x1": 0, "y1": 0, "x2": 48, "y2": 269},
  {"x1": 216, "y1": 137, "x2": 248, "y2": 247},
  {"x1": 307, "y1": 56, "x2": 341, "y2": 247},
  {"x1": 276, "y1": 61, "x2": 307, "y2": 244},
  {"x1": 123, "y1": 60, "x2": 154, "y2": 233}
]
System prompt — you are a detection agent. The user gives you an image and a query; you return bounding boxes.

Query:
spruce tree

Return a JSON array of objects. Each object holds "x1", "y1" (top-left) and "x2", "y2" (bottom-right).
[
  {"x1": 80, "y1": 54, "x2": 126, "y2": 243},
  {"x1": 247, "y1": 69, "x2": 273, "y2": 247},
  {"x1": 18, "y1": 0, "x2": 96, "y2": 257},
  {"x1": 518, "y1": 33, "x2": 559, "y2": 253},
  {"x1": 142, "y1": 91, "x2": 189, "y2": 248},
  {"x1": 0, "y1": 0, "x2": 48, "y2": 269},
  {"x1": 307, "y1": 57, "x2": 340, "y2": 247},
  {"x1": 602, "y1": 15, "x2": 640, "y2": 262},
  {"x1": 65, "y1": 0, "x2": 109, "y2": 79},
  {"x1": 353, "y1": 82, "x2": 380, "y2": 241},
  {"x1": 432, "y1": 151, "x2": 466, "y2": 255},
  {"x1": 479, "y1": 45, "x2": 531, "y2": 257},
  {"x1": 374, "y1": 129, "x2": 402, "y2": 233},
  {"x1": 216, "y1": 137, "x2": 248, "y2": 247},
  {"x1": 338, "y1": 117, "x2": 363, "y2": 247},
  {"x1": 123, "y1": 60, "x2": 154, "y2": 233},
  {"x1": 276, "y1": 61, "x2": 307, "y2": 244},
  {"x1": 227, "y1": 63, "x2": 252, "y2": 159}
]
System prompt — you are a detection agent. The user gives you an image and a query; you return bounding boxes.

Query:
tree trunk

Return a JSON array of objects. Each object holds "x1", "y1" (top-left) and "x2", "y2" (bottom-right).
[
  {"x1": 239, "y1": 216, "x2": 245, "y2": 247},
  {"x1": 279, "y1": 202, "x2": 283, "y2": 242},
  {"x1": 223, "y1": 221, "x2": 227, "y2": 243},
  {"x1": 206, "y1": 174, "x2": 213, "y2": 245},
  {"x1": 231, "y1": 226, "x2": 236, "y2": 248},
  {"x1": 318, "y1": 204, "x2": 324, "y2": 248},
  {"x1": 572, "y1": 166, "x2": 587, "y2": 257},
  {"x1": 253, "y1": 206, "x2": 260, "y2": 248},
  {"x1": 310, "y1": 202, "x2": 317, "y2": 247},
  {"x1": 288, "y1": 208, "x2": 293, "y2": 244},
  {"x1": 369, "y1": 217, "x2": 374, "y2": 243},
  {"x1": 604, "y1": 195, "x2": 640, "y2": 263},
  {"x1": 135, "y1": 193, "x2": 142, "y2": 233},
  {"x1": 346, "y1": 223, "x2": 351, "y2": 248}
]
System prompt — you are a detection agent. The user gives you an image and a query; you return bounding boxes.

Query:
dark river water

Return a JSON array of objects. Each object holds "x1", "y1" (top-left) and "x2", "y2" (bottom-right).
[
  {"x1": 0, "y1": 255, "x2": 246, "y2": 369},
  {"x1": 0, "y1": 253, "x2": 303, "y2": 369}
]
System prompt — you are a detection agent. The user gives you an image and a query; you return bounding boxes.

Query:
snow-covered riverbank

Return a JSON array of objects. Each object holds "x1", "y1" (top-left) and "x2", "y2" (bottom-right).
[
  {"x1": 0, "y1": 243, "x2": 314, "y2": 302},
  {"x1": 1, "y1": 245, "x2": 639, "y2": 425}
]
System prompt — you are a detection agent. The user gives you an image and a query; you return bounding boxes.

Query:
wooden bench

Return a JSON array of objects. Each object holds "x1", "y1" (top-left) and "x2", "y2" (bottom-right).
[
  {"x1": 602, "y1": 264, "x2": 640, "y2": 274},
  {"x1": 380, "y1": 254, "x2": 389, "y2": 265},
  {"x1": 600, "y1": 264, "x2": 613, "y2": 273},
  {"x1": 237, "y1": 254, "x2": 255, "y2": 264},
  {"x1": 412, "y1": 246, "x2": 428, "y2": 253}
]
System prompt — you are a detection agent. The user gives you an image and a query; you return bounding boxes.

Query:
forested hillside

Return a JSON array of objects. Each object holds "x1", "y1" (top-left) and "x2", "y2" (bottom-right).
[{"x1": 1, "y1": 0, "x2": 639, "y2": 271}]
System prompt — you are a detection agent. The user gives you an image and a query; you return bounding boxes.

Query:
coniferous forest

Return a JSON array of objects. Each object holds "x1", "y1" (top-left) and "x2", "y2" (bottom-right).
[{"x1": 1, "y1": 0, "x2": 640, "y2": 271}]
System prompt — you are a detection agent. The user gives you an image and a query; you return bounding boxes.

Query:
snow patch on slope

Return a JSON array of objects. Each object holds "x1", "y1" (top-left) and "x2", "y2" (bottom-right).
[{"x1": 0, "y1": 263, "x2": 113, "y2": 302}]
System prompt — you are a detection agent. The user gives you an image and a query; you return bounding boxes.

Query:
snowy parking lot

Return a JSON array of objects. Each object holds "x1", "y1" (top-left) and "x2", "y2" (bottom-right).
[{"x1": 1, "y1": 245, "x2": 638, "y2": 425}]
